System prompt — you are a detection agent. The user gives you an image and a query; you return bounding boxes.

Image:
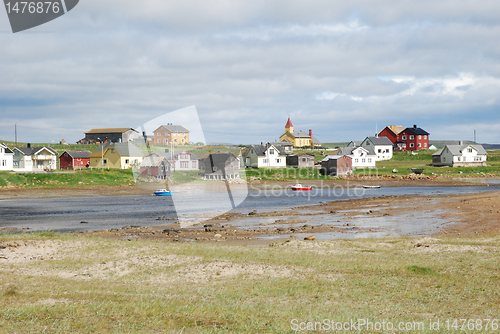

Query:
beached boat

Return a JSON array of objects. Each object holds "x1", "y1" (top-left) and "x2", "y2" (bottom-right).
[
  {"x1": 362, "y1": 185, "x2": 381, "y2": 189},
  {"x1": 291, "y1": 184, "x2": 313, "y2": 191},
  {"x1": 154, "y1": 189, "x2": 174, "y2": 196}
]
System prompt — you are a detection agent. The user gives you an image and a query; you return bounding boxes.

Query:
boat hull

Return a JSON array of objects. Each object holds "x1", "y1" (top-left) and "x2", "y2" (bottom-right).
[
  {"x1": 154, "y1": 191, "x2": 174, "y2": 196},
  {"x1": 291, "y1": 187, "x2": 313, "y2": 191}
]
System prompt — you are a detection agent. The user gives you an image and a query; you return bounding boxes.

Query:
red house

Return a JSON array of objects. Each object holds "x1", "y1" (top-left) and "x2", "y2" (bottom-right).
[
  {"x1": 396, "y1": 125, "x2": 430, "y2": 151},
  {"x1": 59, "y1": 151, "x2": 91, "y2": 170},
  {"x1": 378, "y1": 125, "x2": 405, "y2": 144}
]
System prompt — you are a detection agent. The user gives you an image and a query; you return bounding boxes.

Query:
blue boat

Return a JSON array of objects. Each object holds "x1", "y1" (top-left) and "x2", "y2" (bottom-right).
[{"x1": 154, "y1": 189, "x2": 174, "y2": 196}]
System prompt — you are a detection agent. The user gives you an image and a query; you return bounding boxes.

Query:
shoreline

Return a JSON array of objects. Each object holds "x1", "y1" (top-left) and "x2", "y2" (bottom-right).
[{"x1": 0, "y1": 176, "x2": 493, "y2": 200}]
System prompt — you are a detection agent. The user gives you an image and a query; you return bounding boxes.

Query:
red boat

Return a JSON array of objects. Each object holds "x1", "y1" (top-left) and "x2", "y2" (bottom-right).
[{"x1": 291, "y1": 184, "x2": 313, "y2": 191}]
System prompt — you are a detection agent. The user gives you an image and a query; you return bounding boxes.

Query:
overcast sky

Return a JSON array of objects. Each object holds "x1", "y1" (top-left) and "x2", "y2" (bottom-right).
[{"x1": 1, "y1": 1, "x2": 500, "y2": 145}]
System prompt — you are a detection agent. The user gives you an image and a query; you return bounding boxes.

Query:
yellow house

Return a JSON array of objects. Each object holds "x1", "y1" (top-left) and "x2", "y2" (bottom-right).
[
  {"x1": 279, "y1": 118, "x2": 321, "y2": 148},
  {"x1": 89, "y1": 143, "x2": 144, "y2": 169}
]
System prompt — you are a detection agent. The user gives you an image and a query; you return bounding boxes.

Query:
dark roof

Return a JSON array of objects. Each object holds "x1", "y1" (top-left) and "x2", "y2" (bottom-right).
[
  {"x1": 0, "y1": 143, "x2": 13, "y2": 154},
  {"x1": 291, "y1": 130, "x2": 311, "y2": 138},
  {"x1": 289, "y1": 153, "x2": 314, "y2": 157},
  {"x1": 61, "y1": 150, "x2": 91, "y2": 159},
  {"x1": 247, "y1": 143, "x2": 287, "y2": 157},
  {"x1": 403, "y1": 125, "x2": 430, "y2": 136},
  {"x1": 15, "y1": 147, "x2": 57, "y2": 156}
]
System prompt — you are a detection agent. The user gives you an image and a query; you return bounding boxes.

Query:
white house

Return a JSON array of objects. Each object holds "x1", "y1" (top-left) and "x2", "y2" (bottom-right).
[
  {"x1": 0, "y1": 143, "x2": 14, "y2": 171},
  {"x1": 13, "y1": 146, "x2": 58, "y2": 171},
  {"x1": 172, "y1": 150, "x2": 199, "y2": 171},
  {"x1": 361, "y1": 136, "x2": 393, "y2": 161},
  {"x1": 243, "y1": 143, "x2": 287, "y2": 168},
  {"x1": 337, "y1": 146, "x2": 376, "y2": 169},
  {"x1": 432, "y1": 144, "x2": 487, "y2": 167}
]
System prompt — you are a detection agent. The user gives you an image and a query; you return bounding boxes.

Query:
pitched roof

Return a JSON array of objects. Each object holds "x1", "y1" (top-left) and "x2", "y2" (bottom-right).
[
  {"x1": 246, "y1": 143, "x2": 287, "y2": 157},
  {"x1": 385, "y1": 125, "x2": 405, "y2": 135},
  {"x1": 140, "y1": 154, "x2": 170, "y2": 167},
  {"x1": 288, "y1": 153, "x2": 314, "y2": 157},
  {"x1": 338, "y1": 146, "x2": 375, "y2": 156},
  {"x1": 311, "y1": 135, "x2": 321, "y2": 144},
  {"x1": 156, "y1": 125, "x2": 189, "y2": 133},
  {"x1": 347, "y1": 141, "x2": 362, "y2": 147},
  {"x1": 15, "y1": 147, "x2": 57, "y2": 156},
  {"x1": 85, "y1": 128, "x2": 137, "y2": 134},
  {"x1": 285, "y1": 117, "x2": 293, "y2": 128},
  {"x1": 403, "y1": 125, "x2": 430, "y2": 136},
  {"x1": 90, "y1": 143, "x2": 144, "y2": 157},
  {"x1": 364, "y1": 136, "x2": 393, "y2": 145},
  {"x1": 61, "y1": 151, "x2": 91, "y2": 159},
  {"x1": 0, "y1": 143, "x2": 13, "y2": 154},
  {"x1": 173, "y1": 150, "x2": 199, "y2": 160},
  {"x1": 436, "y1": 144, "x2": 488, "y2": 156},
  {"x1": 322, "y1": 155, "x2": 351, "y2": 161},
  {"x1": 291, "y1": 130, "x2": 311, "y2": 138}
]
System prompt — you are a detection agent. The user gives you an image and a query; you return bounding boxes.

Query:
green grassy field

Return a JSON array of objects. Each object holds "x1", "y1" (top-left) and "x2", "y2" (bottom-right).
[
  {"x1": 0, "y1": 169, "x2": 135, "y2": 188},
  {"x1": 0, "y1": 233, "x2": 499, "y2": 333}
]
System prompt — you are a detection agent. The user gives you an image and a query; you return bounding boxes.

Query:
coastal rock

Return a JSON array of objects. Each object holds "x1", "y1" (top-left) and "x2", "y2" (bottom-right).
[{"x1": 304, "y1": 235, "x2": 316, "y2": 241}]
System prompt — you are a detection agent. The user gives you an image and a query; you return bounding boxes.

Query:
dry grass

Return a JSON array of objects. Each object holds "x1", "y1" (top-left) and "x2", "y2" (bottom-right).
[{"x1": 1, "y1": 233, "x2": 500, "y2": 333}]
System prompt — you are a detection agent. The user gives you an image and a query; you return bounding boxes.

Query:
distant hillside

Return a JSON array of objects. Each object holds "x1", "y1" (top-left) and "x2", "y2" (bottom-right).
[{"x1": 430, "y1": 140, "x2": 500, "y2": 150}]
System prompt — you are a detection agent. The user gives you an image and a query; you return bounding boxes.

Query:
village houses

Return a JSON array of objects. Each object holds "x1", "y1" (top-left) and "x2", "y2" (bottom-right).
[{"x1": 243, "y1": 143, "x2": 287, "y2": 168}]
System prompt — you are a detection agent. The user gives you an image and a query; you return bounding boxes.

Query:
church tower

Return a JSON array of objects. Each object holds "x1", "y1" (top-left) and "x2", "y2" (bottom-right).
[{"x1": 285, "y1": 117, "x2": 294, "y2": 133}]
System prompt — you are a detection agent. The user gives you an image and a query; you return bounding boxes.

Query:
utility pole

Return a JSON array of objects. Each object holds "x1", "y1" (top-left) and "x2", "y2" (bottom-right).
[{"x1": 474, "y1": 129, "x2": 477, "y2": 144}]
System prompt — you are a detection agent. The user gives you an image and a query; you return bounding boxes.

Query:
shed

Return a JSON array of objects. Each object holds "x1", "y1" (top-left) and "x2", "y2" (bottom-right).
[
  {"x1": 59, "y1": 151, "x2": 91, "y2": 170},
  {"x1": 320, "y1": 155, "x2": 353, "y2": 176},
  {"x1": 286, "y1": 153, "x2": 315, "y2": 168}
]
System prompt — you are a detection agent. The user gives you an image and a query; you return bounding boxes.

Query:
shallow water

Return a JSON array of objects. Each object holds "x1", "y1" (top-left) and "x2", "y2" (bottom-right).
[{"x1": 0, "y1": 185, "x2": 498, "y2": 234}]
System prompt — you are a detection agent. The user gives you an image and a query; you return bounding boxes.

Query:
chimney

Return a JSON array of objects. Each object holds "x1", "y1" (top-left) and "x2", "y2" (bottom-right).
[
  {"x1": 413, "y1": 124, "x2": 417, "y2": 129},
  {"x1": 309, "y1": 129, "x2": 312, "y2": 137},
  {"x1": 27, "y1": 143, "x2": 31, "y2": 148},
  {"x1": 459, "y1": 140, "x2": 463, "y2": 145}
]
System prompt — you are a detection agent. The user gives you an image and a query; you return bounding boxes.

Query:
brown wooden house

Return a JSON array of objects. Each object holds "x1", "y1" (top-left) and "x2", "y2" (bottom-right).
[{"x1": 320, "y1": 155, "x2": 352, "y2": 176}]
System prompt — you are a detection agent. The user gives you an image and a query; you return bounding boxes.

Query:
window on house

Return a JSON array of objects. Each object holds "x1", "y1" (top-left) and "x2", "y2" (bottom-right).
[
  {"x1": 368, "y1": 158, "x2": 372, "y2": 163},
  {"x1": 468, "y1": 148, "x2": 473, "y2": 153},
  {"x1": 111, "y1": 149, "x2": 115, "y2": 153},
  {"x1": 402, "y1": 135, "x2": 406, "y2": 140},
  {"x1": 269, "y1": 149, "x2": 274, "y2": 155},
  {"x1": 418, "y1": 143, "x2": 421, "y2": 147},
  {"x1": 418, "y1": 135, "x2": 421, "y2": 139},
  {"x1": 180, "y1": 161, "x2": 188, "y2": 168},
  {"x1": 458, "y1": 157, "x2": 461, "y2": 161},
  {"x1": 276, "y1": 158, "x2": 281, "y2": 163},
  {"x1": 262, "y1": 159, "x2": 267, "y2": 163},
  {"x1": 125, "y1": 159, "x2": 129, "y2": 164},
  {"x1": 192, "y1": 161, "x2": 197, "y2": 168},
  {"x1": 410, "y1": 143, "x2": 414, "y2": 147},
  {"x1": 410, "y1": 135, "x2": 414, "y2": 140},
  {"x1": 174, "y1": 139, "x2": 178, "y2": 143},
  {"x1": 362, "y1": 158, "x2": 366, "y2": 163},
  {"x1": 355, "y1": 159, "x2": 359, "y2": 163},
  {"x1": 424, "y1": 143, "x2": 427, "y2": 147},
  {"x1": 103, "y1": 159, "x2": 107, "y2": 165},
  {"x1": 378, "y1": 149, "x2": 381, "y2": 153}
]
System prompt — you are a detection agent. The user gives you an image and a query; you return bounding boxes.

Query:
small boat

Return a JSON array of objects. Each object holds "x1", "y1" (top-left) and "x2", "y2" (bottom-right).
[
  {"x1": 291, "y1": 184, "x2": 313, "y2": 191},
  {"x1": 411, "y1": 168, "x2": 424, "y2": 175},
  {"x1": 154, "y1": 189, "x2": 174, "y2": 196},
  {"x1": 362, "y1": 185, "x2": 381, "y2": 189}
]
